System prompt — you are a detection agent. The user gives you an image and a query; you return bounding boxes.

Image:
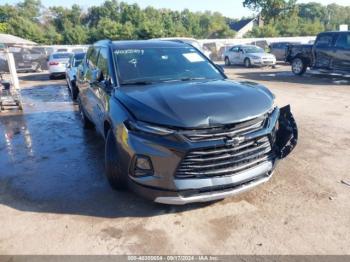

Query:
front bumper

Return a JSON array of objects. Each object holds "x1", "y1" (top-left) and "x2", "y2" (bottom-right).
[
  {"x1": 251, "y1": 59, "x2": 276, "y2": 66},
  {"x1": 155, "y1": 170, "x2": 274, "y2": 205},
  {"x1": 117, "y1": 106, "x2": 297, "y2": 204}
]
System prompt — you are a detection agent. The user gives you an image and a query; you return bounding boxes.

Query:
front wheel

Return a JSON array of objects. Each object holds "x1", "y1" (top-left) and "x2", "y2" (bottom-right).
[
  {"x1": 291, "y1": 58, "x2": 307, "y2": 75},
  {"x1": 105, "y1": 129, "x2": 128, "y2": 190},
  {"x1": 244, "y1": 58, "x2": 251, "y2": 68},
  {"x1": 70, "y1": 80, "x2": 79, "y2": 100},
  {"x1": 224, "y1": 57, "x2": 231, "y2": 66}
]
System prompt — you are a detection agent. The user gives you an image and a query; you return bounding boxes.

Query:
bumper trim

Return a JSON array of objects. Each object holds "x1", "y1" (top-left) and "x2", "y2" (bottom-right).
[{"x1": 154, "y1": 172, "x2": 273, "y2": 205}]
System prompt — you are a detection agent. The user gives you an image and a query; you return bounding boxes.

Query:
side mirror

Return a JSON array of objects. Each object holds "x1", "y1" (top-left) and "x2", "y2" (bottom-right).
[
  {"x1": 91, "y1": 69, "x2": 101, "y2": 83},
  {"x1": 215, "y1": 64, "x2": 225, "y2": 73}
]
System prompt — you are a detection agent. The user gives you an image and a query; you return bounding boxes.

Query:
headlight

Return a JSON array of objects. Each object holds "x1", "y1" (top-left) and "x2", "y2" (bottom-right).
[
  {"x1": 251, "y1": 56, "x2": 261, "y2": 60},
  {"x1": 124, "y1": 120, "x2": 174, "y2": 136}
]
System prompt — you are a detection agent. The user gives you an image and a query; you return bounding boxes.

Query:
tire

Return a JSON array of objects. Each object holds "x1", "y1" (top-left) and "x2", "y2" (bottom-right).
[
  {"x1": 291, "y1": 58, "x2": 307, "y2": 76},
  {"x1": 105, "y1": 129, "x2": 128, "y2": 190},
  {"x1": 244, "y1": 58, "x2": 251, "y2": 68},
  {"x1": 224, "y1": 57, "x2": 231, "y2": 66},
  {"x1": 78, "y1": 96, "x2": 94, "y2": 129},
  {"x1": 70, "y1": 80, "x2": 79, "y2": 100}
]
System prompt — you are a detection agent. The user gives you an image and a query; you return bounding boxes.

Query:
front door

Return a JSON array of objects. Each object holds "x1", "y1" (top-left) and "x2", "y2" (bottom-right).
[
  {"x1": 333, "y1": 32, "x2": 350, "y2": 72},
  {"x1": 313, "y1": 33, "x2": 335, "y2": 70}
]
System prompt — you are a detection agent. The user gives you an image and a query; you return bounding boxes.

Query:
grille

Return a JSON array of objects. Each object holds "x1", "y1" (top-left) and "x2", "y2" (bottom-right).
[
  {"x1": 176, "y1": 115, "x2": 273, "y2": 179},
  {"x1": 177, "y1": 136, "x2": 273, "y2": 178},
  {"x1": 182, "y1": 115, "x2": 266, "y2": 142}
]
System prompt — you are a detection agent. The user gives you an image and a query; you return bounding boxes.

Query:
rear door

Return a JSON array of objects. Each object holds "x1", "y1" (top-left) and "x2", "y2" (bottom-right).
[
  {"x1": 89, "y1": 47, "x2": 113, "y2": 135},
  {"x1": 79, "y1": 46, "x2": 100, "y2": 120},
  {"x1": 313, "y1": 33, "x2": 336, "y2": 70},
  {"x1": 333, "y1": 32, "x2": 350, "y2": 72}
]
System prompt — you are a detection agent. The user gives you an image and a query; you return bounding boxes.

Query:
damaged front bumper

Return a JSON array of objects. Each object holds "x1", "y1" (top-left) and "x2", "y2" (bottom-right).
[{"x1": 123, "y1": 105, "x2": 298, "y2": 205}]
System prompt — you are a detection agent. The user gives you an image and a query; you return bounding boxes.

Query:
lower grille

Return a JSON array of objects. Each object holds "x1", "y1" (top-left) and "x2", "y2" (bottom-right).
[{"x1": 176, "y1": 136, "x2": 273, "y2": 179}]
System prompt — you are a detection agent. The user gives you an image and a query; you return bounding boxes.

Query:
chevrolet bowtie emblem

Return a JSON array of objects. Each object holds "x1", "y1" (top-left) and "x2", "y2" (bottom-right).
[{"x1": 225, "y1": 136, "x2": 245, "y2": 146}]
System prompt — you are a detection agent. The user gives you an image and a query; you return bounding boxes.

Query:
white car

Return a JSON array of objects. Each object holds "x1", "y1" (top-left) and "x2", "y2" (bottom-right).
[
  {"x1": 47, "y1": 52, "x2": 73, "y2": 79},
  {"x1": 224, "y1": 45, "x2": 276, "y2": 67}
]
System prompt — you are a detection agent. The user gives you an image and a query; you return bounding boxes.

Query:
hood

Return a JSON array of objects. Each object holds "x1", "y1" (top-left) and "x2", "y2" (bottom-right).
[
  {"x1": 248, "y1": 53, "x2": 275, "y2": 59},
  {"x1": 116, "y1": 79, "x2": 274, "y2": 128}
]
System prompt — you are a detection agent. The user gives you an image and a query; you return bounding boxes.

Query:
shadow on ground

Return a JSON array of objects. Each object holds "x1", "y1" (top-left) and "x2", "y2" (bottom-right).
[
  {"x1": 0, "y1": 76, "x2": 212, "y2": 218},
  {"x1": 225, "y1": 65, "x2": 350, "y2": 86}
]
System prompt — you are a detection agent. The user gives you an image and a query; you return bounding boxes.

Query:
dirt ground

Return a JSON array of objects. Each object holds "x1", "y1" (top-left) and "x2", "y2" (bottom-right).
[{"x1": 0, "y1": 65, "x2": 349, "y2": 255}]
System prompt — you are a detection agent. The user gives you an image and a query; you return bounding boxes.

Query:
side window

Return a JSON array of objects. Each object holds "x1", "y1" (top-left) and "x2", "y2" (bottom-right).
[
  {"x1": 86, "y1": 47, "x2": 100, "y2": 69},
  {"x1": 230, "y1": 47, "x2": 239, "y2": 52},
  {"x1": 316, "y1": 34, "x2": 333, "y2": 48},
  {"x1": 96, "y1": 47, "x2": 110, "y2": 84},
  {"x1": 335, "y1": 33, "x2": 350, "y2": 49}
]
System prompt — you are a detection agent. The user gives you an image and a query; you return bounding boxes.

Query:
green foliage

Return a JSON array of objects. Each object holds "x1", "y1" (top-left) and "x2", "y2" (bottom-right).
[
  {"x1": 0, "y1": 0, "x2": 235, "y2": 44},
  {"x1": 0, "y1": 22, "x2": 7, "y2": 33},
  {"x1": 243, "y1": 0, "x2": 297, "y2": 23},
  {"x1": 245, "y1": 1, "x2": 347, "y2": 38},
  {"x1": 1, "y1": 0, "x2": 349, "y2": 44}
]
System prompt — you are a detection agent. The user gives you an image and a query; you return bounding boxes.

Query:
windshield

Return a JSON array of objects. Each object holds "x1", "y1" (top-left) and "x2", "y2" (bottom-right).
[
  {"x1": 243, "y1": 46, "x2": 264, "y2": 54},
  {"x1": 52, "y1": 53, "x2": 72, "y2": 59},
  {"x1": 74, "y1": 53, "x2": 85, "y2": 66},
  {"x1": 114, "y1": 47, "x2": 223, "y2": 85}
]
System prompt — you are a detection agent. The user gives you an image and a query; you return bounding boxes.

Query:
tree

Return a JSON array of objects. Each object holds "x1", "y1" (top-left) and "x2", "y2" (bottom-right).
[
  {"x1": 0, "y1": 22, "x2": 7, "y2": 33},
  {"x1": 17, "y1": 0, "x2": 41, "y2": 21},
  {"x1": 243, "y1": 0, "x2": 297, "y2": 23}
]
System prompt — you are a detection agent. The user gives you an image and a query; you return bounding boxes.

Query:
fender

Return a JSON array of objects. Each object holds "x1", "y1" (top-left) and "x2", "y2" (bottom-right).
[{"x1": 276, "y1": 105, "x2": 298, "y2": 159}]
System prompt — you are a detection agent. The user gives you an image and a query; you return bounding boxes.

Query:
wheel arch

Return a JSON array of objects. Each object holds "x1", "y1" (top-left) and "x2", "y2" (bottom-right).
[{"x1": 104, "y1": 119, "x2": 112, "y2": 139}]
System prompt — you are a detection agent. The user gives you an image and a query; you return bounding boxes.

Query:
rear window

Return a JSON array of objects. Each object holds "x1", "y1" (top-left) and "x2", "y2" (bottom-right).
[
  {"x1": 52, "y1": 53, "x2": 72, "y2": 59},
  {"x1": 74, "y1": 53, "x2": 86, "y2": 60}
]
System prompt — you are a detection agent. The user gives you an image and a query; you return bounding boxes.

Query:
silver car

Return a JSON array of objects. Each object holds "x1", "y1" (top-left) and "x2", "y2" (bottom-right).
[
  {"x1": 48, "y1": 52, "x2": 73, "y2": 79},
  {"x1": 65, "y1": 52, "x2": 86, "y2": 100},
  {"x1": 224, "y1": 45, "x2": 276, "y2": 68}
]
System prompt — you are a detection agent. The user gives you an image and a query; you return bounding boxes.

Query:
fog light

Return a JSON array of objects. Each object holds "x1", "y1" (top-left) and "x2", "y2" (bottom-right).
[{"x1": 135, "y1": 156, "x2": 152, "y2": 171}]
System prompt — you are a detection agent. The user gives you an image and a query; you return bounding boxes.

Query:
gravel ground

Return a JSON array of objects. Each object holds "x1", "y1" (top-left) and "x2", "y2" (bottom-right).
[{"x1": 0, "y1": 65, "x2": 349, "y2": 255}]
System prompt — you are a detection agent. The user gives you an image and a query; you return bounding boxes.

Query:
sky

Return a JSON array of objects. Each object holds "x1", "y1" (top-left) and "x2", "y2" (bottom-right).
[{"x1": 2, "y1": 0, "x2": 350, "y2": 19}]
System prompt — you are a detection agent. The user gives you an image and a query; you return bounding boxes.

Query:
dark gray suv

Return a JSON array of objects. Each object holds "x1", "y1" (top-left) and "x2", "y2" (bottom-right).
[{"x1": 76, "y1": 40, "x2": 298, "y2": 205}]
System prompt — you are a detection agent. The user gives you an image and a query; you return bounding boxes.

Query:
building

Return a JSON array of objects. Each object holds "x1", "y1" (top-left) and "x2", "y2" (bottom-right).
[
  {"x1": 229, "y1": 16, "x2": 263, "y2": 38},
  {"x1": 0, "y1": 33, "x2": 37, "y2": 46}
]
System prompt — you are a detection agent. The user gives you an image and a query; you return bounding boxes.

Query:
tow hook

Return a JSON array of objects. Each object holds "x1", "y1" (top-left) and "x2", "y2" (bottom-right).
[{"x1": 275, "y1": 105, "x2": 298, "y2": 159}]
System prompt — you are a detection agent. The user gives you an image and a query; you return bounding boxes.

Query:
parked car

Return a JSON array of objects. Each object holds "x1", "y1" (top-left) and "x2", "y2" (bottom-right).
[
  {"x1": 269, "y1": 42, "x2": 301, "y2": 61},
  {"x1": 155, "y1": 37, "x2": 212, "y2": 59},
  {"x1": 7, "y1": 46, "x2": 46, "y2": 72},
  {"x1": 224, "y1": 45, "x2": 276, "y2": 68},
  {"x1": 66, "y1": 52, "x2": 86, "y2": 100},
  {"x1": 286, "y1": 31, "x2": 350, "y2": 75},
  {"x1": 48, "y1": 52, "x2": 73, "y2": 79},
  {"x1": 76, "y1": 40, "x2": 298, "y2": 205}
]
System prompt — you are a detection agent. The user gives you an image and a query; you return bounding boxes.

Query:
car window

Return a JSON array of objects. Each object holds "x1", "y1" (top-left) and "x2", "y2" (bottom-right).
[
  {"x1": 335, "y1": 33, "x2": 350, "y2": 49},
  {"x1": 114, "y1": 47, "x2": 223, "y2": 85},
  {"x1": 86, "y1": 47, "x2": 100, "y2": 69},
  {"x1": 74, "y1": 53, "x2": 86, "y2": 67},
  {"x1": 230, "y1": 47, "x2": 239, "y2": 52},
  {"x1": 52, "y1": 53, "x2": 72, "y2": 59},
  {"x1": 243, "y1": 46, "x2": 264, "y2": 53},
  {"x1": 316, "y1": 34, "x2": 333, "y2": 48},
  {"x1": 97, "y1": 47, "x2": 110, "y2": 82}
]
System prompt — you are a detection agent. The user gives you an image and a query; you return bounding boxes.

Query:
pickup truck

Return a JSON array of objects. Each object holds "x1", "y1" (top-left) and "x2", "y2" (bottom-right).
[{"x1": 286, "y1": 31, "x2": 350, "y2": 76}]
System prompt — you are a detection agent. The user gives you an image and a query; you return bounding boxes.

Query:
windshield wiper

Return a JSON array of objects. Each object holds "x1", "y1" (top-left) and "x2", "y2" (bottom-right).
[
  {"x1": 180, "y1": 77, "x2": 209, "y2": 82},
  {"x1": 121, "y1": 81, "x2": 154, "y2": 85}
]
